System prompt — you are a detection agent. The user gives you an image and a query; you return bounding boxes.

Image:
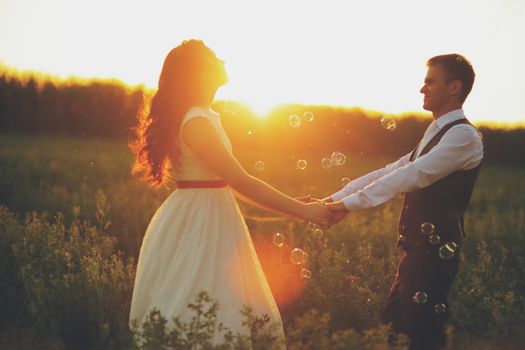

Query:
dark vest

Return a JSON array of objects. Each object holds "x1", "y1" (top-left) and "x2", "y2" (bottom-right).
[{"x1": 397, "y1": 118, "x2": 483, "y2": 250}]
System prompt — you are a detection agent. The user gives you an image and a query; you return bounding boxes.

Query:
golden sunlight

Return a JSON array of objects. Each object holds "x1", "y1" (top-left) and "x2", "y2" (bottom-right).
[{"x1": 0, "y1": 0, "x2": 523, "y2": 124}]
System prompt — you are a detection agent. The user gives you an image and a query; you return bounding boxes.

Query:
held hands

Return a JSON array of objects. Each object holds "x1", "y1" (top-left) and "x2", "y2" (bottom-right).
[
  {"x1": 301, "y1": 201, "x2": 331, "y2": 229},
  {"x1": 296, "y1": 195, "x2": 348, "y2": 228}
]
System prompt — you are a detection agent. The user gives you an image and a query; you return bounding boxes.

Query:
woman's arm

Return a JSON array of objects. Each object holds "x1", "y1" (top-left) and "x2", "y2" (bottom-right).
[
  {"x1": 231, "y1": 188, "x2": 276, "y2": 212},
  {"x1": 182, "y1": 117, "x2": 332, "y2": 227}
]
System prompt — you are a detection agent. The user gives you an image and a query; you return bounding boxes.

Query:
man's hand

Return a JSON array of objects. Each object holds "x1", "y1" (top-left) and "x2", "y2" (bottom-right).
[{"x1": 327, "y1": 201, "x2": 348, "y2": 225}]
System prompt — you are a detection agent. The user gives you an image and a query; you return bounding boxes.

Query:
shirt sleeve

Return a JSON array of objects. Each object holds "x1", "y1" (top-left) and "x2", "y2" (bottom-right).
[
  {"x1": 330, "y1": 152, "x2": 412, "y2": 201},
  {"x1": 340, "y1": 125, "x2": 483, "y2": 211}
]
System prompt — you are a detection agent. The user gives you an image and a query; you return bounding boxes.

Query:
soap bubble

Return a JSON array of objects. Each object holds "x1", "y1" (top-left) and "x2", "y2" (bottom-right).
[
  {"x1": 331, "y1": 151, "x2": 346, "y2": 166},
  {"x1": 341, "y1": 177, "x2": 351, "y2": 186},
  {"x1": 307, "y1": 221, "x2": 317, "y2": 232},
  {"x1": 321, "y1": 157, "x2": 332, "y2": 169},
  {"x1": 420, "y1": 222, "x2": 435, "y2": 235},
  {"x1": 296, "y1": 159, "x2": 307, "y2": 170},
  {"x1": 380, "y1": 117, "x2": 397, "y2": 131},
  {"x1": 439, "y1": 242, "x2": 458, "y2": 260},
  {"x1": 434, "y1": 303, "x2": 447, "y2": 314},
  {"x1": 272, "y1": 232, "x2": 285, "y2": 248},
  {"x1": 254, "y1": 161, "x2": 265, "y2": 172},
  {"x1": 313, "y1": 228, "x2": 324, "y2": 239},
  {"x1": 301, "y1": 268, "x2": 312, "y2": 279},
  {"x1": 303, "y1": 111, "x2": 314, "y2": 122},
  {"x1": 289, "y1": 114, "x2": 301, "y2": 128},
  {"x1": 290, "y1": 248, "x2": 308, "y2": 265},
  {"x1": 429, "y1": 234, "x2": 441, "y2": 245},
  {"x1": 412, "y1": 291, "x2": 428, "y2": 304}
]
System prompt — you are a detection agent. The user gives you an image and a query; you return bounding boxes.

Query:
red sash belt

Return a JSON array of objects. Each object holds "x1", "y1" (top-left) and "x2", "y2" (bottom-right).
[{"x1": 176, "y1": 180, "x2": 227, "y2": 189}]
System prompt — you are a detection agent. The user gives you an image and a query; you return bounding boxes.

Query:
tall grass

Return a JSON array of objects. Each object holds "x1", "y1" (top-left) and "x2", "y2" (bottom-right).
[{"x1": 1, "y1": 134, "x2": 524, "y2": 349}]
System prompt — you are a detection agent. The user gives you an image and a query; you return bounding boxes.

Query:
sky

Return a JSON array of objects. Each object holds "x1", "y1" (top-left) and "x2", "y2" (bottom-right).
[{"x1": 1, "y1": 0, "x2": 524, "y2": 124}]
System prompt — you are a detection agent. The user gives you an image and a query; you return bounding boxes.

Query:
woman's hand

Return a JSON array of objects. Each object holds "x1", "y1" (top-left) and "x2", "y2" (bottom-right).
[{"x1": 295, "y1": 195, "x2": 333, "y2": 203}]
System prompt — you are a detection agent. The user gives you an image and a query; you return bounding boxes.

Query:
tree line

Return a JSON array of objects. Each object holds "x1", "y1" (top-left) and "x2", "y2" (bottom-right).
[{"x1": 0, "y1": 70, "x2": 523, "y2": 165}]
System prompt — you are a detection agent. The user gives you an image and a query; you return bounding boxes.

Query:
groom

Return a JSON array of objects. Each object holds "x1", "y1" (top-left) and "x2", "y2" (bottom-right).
[{"x1": 323, "y1": 54, "x2": 484, "y2": 349}]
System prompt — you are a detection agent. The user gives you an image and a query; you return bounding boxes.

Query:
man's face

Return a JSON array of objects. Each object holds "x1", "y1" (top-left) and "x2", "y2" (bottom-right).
[{"x1": 420, "y1": 63, "x2": 455, "y2": 113}]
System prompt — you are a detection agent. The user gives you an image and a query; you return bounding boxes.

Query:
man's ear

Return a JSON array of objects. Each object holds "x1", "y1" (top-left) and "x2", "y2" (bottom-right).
[{"x1": 449, "y1": 80, "x2": 462, "y2": 99}]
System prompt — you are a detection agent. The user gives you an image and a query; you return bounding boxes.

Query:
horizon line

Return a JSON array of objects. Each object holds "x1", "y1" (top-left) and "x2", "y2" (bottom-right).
[{"x1": 1, "y1": 63, "x2": 524, "y2": 129}]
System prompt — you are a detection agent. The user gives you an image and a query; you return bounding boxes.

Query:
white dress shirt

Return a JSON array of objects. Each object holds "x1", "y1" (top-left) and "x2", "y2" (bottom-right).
[{"x1": 330, "y1": 109, "x2": 484, "y2": 211}]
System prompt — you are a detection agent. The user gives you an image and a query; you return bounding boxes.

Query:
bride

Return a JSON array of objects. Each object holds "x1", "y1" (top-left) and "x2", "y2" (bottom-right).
[{"x1": 128, "y1": 39, "x2": 331, "y2": 348}]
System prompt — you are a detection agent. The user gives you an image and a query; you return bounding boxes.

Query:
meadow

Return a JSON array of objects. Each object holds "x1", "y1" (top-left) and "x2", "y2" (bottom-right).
[{"x1": 1, "y1": 133, "x2": 524, "y2": 349}]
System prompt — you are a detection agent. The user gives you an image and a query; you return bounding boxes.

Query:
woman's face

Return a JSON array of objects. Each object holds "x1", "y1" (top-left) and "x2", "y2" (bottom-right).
[{"x1": 204, "y1": 49, "x2": 228, "y2": 88}]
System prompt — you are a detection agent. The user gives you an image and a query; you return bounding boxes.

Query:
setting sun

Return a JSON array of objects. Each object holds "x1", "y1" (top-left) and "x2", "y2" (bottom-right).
[{"x1": 1, "y1": 0, "x2": 524, "y2": 124}]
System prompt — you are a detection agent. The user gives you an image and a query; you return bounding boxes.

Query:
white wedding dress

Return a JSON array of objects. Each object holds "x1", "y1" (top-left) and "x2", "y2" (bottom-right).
[{"x1": 129, "y1": 106, "x2": 286, "y2": 348}]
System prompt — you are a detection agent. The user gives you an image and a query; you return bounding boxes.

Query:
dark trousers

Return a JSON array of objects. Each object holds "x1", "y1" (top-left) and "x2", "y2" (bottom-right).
[{"x1": 381, "y1": 247, "x2": 459, "y2": 350}]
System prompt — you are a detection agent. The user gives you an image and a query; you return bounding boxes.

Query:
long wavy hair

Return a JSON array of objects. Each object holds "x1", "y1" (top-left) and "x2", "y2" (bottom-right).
[{"x1": 130, "y1": 40, "x2": 226, "y2": 187}]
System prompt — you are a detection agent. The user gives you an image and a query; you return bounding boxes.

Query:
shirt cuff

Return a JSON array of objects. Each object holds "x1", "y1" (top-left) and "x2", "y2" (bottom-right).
[
  {"x1": 330, "y1": 189, "x2": 347, "y2": 201},
  {"x1": 341, "y1": 193, "x2": 363, "y2": 211}
]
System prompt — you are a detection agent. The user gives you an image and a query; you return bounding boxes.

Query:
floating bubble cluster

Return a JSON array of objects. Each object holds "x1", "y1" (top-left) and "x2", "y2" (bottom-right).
[
  {"x1": 319, "y1": 151, "x2": 347, "y2": 170},
  {"x1": 289, "y1": 112, "x2": 314, "y2": 128}
]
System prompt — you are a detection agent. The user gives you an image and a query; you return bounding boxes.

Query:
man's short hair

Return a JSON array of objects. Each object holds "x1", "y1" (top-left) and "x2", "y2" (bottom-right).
[{"x1": 427, "y1": 54, "x2": 475, "y2": 103}]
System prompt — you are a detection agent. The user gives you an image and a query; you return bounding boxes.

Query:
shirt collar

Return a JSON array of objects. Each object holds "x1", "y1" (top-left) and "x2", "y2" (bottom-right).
[{"x1": 434, "y1": 109, "x2": 465, "y2": 130}]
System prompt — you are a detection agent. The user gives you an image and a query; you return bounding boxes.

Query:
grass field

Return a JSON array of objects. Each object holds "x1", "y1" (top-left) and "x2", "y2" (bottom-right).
[{"x1": 1, "y1": 133, "x2": 524, "y2": 349}]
